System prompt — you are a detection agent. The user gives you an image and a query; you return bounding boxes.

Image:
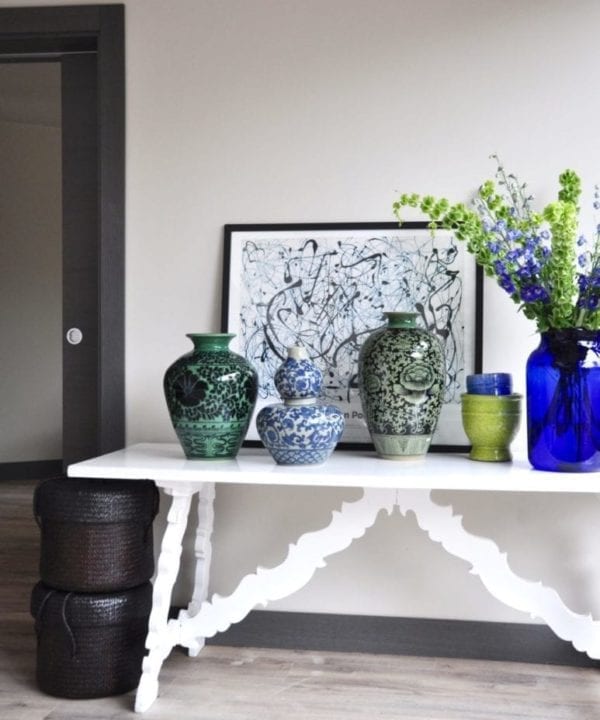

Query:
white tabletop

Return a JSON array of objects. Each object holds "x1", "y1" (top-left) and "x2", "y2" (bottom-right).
[{"x1": 66, "y1": 443, "x2": 600, "y2": 493}]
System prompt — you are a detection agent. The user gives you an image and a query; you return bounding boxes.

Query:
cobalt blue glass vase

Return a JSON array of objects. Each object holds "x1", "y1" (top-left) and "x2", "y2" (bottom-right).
[
  {"x1": 256, "y1": 346, "x2": 345, "y2": 465},
  {"x1": 526, "y1": 329, "x2": 600, "y2": 472}
]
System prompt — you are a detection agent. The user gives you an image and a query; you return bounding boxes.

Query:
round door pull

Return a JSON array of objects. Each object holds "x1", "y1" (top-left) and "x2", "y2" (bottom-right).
[{"x1": 66, "y1": 327, "x2": 83, "y2": 345}]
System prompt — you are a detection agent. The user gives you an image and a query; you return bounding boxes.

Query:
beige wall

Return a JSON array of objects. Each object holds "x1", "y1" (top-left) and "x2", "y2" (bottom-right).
[
  {"x1": 0, "y1": 63, "x2": 62, "y2": 462},
  {"x1": 4, "y1": 0, "x2": 600, "y2": 622}
]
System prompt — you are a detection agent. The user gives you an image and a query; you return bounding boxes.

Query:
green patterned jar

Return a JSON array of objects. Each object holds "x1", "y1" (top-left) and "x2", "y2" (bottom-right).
[
  {"x1": 358, "y1": 312, "x2": 445, "y2": 459},
  {"x1": 163, "y1": 334, "x2": 258, "y2": 459}
]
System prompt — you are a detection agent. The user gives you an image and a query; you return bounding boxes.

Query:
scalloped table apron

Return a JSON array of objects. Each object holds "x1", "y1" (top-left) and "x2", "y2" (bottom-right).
[{"x1": 68, "y1": 443, "x2": 600, "y2": 713}]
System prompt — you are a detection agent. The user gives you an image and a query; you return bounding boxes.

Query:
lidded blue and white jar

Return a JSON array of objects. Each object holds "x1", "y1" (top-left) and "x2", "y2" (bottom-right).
[{"x1": 257, "y1": 346, "x2": 345, "y2": 465}]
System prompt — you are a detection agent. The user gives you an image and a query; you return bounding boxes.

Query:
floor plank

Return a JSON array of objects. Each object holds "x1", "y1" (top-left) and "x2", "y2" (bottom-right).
[{"x1": 2, "y1": 479, "x2": 600, "y2": 719}]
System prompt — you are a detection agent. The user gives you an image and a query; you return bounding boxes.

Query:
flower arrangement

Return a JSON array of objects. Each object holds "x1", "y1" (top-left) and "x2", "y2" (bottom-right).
[{"x1": 393, "y1": 156, "x2": 600, "y2": 332}]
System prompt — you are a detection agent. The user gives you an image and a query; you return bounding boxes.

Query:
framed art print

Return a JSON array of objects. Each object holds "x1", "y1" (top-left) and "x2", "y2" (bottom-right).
[{"x1": 222, "y1": 222, "x2": 483, "y2": 450}]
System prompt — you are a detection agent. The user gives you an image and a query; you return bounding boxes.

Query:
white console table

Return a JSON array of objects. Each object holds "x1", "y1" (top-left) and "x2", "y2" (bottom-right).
[{"x1": 68, "y1": 443, "x2": 600, "y2": 713}]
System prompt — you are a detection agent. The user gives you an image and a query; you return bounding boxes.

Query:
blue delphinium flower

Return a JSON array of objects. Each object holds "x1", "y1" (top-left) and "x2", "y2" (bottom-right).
[
  {"x1": 521, "y1": 285, "x2": 550, "y2": 303},
  {"x1": 524, "y1": 236, "x2": 538, "y2": 252},
  {"x1": 577, "y1": 289, "x2": 600, "y2": 310},
  {"x1": 499, "y1": 274, "x2": 516, "y2": 294},
  {"x1": 494, "y1": 259, "x2": 507, "y2": 275},
  {"x1": 517, "y1": 266, "x2": 533, "y2": 281},
  {"x1": 588, "y1": 295, "x2": 600, "y2": 309}
]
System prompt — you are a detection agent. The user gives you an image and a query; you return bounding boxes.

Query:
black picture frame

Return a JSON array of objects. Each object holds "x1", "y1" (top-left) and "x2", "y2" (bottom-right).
[{"x1": 222, "y1": 222, "x2": 483, "y2": 452}]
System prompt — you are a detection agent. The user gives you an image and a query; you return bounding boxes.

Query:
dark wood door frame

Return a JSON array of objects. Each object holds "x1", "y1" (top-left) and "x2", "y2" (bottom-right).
[{"x1": 0, "y1": 5, "x2": 125, "y2": 469}]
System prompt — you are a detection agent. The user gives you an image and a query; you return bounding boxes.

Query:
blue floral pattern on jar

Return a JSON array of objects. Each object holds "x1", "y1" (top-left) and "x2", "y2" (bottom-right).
[
  {"x1": 257, "y1": 346, "x2": 344, "y2": 465},
  {"x1": 274, "y1": 357, "x2": 322, "y2": 400}
]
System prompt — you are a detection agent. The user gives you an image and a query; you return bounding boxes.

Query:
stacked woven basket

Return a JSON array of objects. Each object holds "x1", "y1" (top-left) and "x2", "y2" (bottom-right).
[{"x1": 31, "y1": 477, "x2": 159, "y2": 698}]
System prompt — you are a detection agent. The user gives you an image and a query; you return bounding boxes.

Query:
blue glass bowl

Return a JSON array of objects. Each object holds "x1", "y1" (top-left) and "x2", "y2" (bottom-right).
[{"x1": 466, "y1": 373, "x2": 512, "y2": 396}]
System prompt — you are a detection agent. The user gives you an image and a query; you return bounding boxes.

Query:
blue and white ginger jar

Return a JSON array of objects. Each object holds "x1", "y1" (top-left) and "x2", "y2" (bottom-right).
[{"x1": 257, "y1": 346, "x2": 345, "y2": 465}]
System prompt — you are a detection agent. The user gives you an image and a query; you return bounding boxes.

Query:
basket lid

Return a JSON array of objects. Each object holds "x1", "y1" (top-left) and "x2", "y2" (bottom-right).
[
  {"x1": 30, "y1": 581, "x2": 152, "y2": 628},
  {"x1": 34, "y1": 477, "x2": 159, "y2": 524}
]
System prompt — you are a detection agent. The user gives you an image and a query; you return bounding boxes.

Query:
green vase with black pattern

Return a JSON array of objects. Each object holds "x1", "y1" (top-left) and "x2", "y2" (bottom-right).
[
  {"x1": 358, "y1": 312, "x2": 445, "y2": 459},
  {"x1": 164, "y1": 333, "x2": 258, "y2": 459}
]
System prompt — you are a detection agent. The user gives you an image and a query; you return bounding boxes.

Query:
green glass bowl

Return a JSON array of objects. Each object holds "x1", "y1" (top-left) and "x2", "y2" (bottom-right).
[{"x1": 461, "y1": 393, "x2": 522, "y2": 462}]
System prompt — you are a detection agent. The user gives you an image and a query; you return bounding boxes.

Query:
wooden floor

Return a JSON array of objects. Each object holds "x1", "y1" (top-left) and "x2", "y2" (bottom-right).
[{"x1": 2, "y1": 479, "x2": 600, "y2": 719}]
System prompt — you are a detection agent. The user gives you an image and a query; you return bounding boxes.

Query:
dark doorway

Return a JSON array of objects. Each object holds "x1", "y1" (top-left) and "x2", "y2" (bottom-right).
[
  {"x1": 0, "y1": 61, "x2": 62, "y2": 476},
  {"x1": 0, "y1": 5, "x2": 125, "y2": 477}
]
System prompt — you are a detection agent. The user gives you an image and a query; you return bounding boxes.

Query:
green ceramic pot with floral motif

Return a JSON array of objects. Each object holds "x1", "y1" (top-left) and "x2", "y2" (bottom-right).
[
  {"x1": 164, "y1": 334, "x2": 258, "y2": 459},
  {"x1": 358, "y1": 312, "x2": 445, "y2": 459}
]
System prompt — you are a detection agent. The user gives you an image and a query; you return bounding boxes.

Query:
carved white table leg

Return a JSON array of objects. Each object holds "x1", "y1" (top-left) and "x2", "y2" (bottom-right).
[
  {"x1": 175, "y1": 487, "x2": 397, "y2": 651},
  {"x1": 179, "y1": 481, "x2": 216, "y2": 657},
  {"x1": 396, "y1": 489, "x2": 600, "y2": 658},
  {"x1": 135, "y1": 487, "x2": 194, "y2": 713}
]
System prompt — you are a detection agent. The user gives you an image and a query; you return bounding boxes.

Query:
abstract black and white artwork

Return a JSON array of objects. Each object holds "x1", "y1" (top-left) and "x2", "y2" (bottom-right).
[{"x1": 222, "y1": 223, "x2": 482, "y2": 449}]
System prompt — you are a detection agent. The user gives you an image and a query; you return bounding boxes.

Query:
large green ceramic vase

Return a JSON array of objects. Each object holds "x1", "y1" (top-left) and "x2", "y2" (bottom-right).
[
  {"x1": 164, "y1": 333, "x2": 258, "y2": 459},
  {"x1": 358, "y1": 312, "x2": 445, "y2": 459}
]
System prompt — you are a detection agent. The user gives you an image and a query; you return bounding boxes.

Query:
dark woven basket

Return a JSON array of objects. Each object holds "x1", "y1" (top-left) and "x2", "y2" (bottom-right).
[
  {"x1": 31, "y1": 581, "x2": 152, "y2": 699},
  {"x1": 34, "y1": 477, "x2": 159, "y2": 592}
]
